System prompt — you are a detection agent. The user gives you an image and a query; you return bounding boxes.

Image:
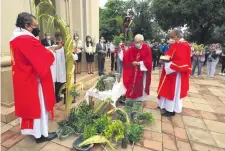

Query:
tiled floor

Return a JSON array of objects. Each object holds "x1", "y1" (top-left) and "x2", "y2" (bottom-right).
[{"x1": 1, "y1": 64, "x2": 225, "y2": 151}]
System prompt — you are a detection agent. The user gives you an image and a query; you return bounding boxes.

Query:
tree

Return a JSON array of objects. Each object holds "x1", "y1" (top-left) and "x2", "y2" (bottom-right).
[
  {"x1": 151, "y1": 0, "x2": 225, "y2": 43},
  {"x1": 100, "y1": 0, "x2": 128, "y2": 40}
]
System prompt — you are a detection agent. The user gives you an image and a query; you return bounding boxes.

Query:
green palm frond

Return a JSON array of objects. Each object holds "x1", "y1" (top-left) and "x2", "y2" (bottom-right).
[{"x1": 35, "y1": 0, "x2": 75, "y2": 113}]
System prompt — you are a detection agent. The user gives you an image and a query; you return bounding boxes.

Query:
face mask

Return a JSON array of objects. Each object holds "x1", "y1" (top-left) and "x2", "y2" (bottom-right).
[
  {"x1": 87, "y1": 39, "x2": 91, "y2": 42},
  {"x1": 100, "y1": 40, "x2": 104, "y2": 43},
  {"x1": 75, "y1": 37, "x2": 78, "y2": 40},
  {"x1": 135, "y1": 43, "x2": 141, "y2": 49},
  {"x1": 46, "y1": 36, "x2": 51, "y2": 40},
  {"x1": 31, "y1": 27, "x2": 40, "y2": 37},
  {"x1": 168, "y1": 38, "x2": 175, "y2": 44}
]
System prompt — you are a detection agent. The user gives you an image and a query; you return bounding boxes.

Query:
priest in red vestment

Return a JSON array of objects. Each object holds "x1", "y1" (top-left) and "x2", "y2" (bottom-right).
[
  {"x1": 118, "y1": 34, "x2": 152, "y2": 101},
  {"x1": 10, "y1": 12, "x2": 62, "y2": 143},
  {"x1": 157, "y1": 28, "x2": 191, "y2": 117}
]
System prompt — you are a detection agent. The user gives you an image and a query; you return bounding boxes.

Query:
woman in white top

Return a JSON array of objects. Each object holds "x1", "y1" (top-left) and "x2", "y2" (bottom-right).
[
  {"x1": 85, "y1": 35, "x2": 95, "y2": 74},
  {"x1": 73, "y1": 34, "x2": 83, "y2": 74}
]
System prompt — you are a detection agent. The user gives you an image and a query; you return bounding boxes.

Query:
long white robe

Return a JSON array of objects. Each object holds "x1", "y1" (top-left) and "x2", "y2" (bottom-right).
[
  {"x1": 118, "y1": 50, "x2": 148, "y2": 102},
  {"x1": 19, "y1": 81, "x2": 49, "y2": 138},
  {"x1": 158, "y1": 62, "x2": 183, "y2": 113}
]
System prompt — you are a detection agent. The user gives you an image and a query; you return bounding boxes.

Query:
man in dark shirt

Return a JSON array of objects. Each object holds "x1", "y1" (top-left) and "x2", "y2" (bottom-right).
[{"x1": 41, "y1": 33, "x2": 55, "y2": 47}]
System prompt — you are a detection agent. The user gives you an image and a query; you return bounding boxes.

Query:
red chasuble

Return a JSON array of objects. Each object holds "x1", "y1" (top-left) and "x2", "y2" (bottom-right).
[
  {"x1": 122, "y1": 43, "x2": 152, "y2": 99},
  {"x1": 10, "y1": 35, "x2": 56, "y2": 129},
  {"x1": 157, "y1": 41, "x2": 191, "y2": 101}
]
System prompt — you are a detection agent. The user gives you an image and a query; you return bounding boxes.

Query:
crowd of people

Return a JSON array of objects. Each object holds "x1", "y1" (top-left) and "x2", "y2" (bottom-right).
[{"x1": 190, "y1": 43, "x2": 225, "y2": 78}]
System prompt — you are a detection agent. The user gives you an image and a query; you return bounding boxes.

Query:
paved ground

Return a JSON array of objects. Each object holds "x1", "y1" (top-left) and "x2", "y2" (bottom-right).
[{"x1": 1, "y1": 62, "x2": 225, "y2": 151}]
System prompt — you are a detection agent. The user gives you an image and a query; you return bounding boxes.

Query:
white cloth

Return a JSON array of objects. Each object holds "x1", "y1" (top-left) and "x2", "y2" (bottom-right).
[
  {"x1": 46, "y1": 46, "x2": 66, "y2": 83},
  {"x1": 110, "y1": 43, "x2": 115, "y2": 53},
  {"x1": 73, "y1": 40, "x2": 83, "y2": 53},
  {"x1": 85, "y1": 43, "x2": 95, "y2": 54},
  {"x1": 118, "y1": 50, "x2": 149, "y2": 101},
  {"x1": 55, "y1": 47, "x2": 66, "y2": 83},
  {"x1": 85, "y1": 82, "x2": 126, "y2": 107},
  {"x1": 19, "y1": 82, "x2": 49, "y2": 138},
  {"x1": 158, "y1": 64, "x2": 183, "y2": 113}
]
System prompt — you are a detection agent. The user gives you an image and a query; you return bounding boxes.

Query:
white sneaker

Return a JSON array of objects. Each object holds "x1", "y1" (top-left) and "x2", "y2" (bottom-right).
[
  {"x1": 222, "y1": 73, "x2": 225, "y2": 76},
  {"x1": 219, "y1": 73, "x2": 223, "y2": 75}
]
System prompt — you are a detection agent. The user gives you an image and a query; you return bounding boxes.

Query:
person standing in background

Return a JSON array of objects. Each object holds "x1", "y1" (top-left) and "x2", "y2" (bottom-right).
[
  {"x1": 41, "y1": 32, "x2": 55, "y2": 47},
  {"x1": 96, "y1": 37, "x2": 107, "y2": 76},
  {"x1": 152, "y1": 42, "x2": 158, "y2": 70},
  {"x1": 191, "y1": 48, "x2": 205, "y2": 77},
  {"x1": 207, "y1": 44, "x2": 222, "y2": 78},
  {"x1": 220, "y1": 50, "x2": 225, "y2": 76},
  {"x1": 106, "y1": 41, "x2": 111, "y2": 58},
  {"x1": 85, "y1": 35, "x2": 95, "y2": 74},
  {"x1": 73, "y1": 34, "x2": 83, "y2": 74},
  {"x1": 110, "y1": 41, "x2": 117, "y2": 71}
]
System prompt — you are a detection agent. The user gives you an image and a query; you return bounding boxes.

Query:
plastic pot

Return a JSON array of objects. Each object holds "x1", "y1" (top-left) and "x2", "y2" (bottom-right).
[{"x1": 72, "y1": 135, "x2": 93, "y2": 151}]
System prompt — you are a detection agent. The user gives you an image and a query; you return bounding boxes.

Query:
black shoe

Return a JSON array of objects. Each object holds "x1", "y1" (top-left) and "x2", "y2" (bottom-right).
[
  {"x1": 36, "y1": 132, "x2": 57, "y2": 143},
  {"x1": 161, "y1": 111, "x2": 175, "y2": 117}
]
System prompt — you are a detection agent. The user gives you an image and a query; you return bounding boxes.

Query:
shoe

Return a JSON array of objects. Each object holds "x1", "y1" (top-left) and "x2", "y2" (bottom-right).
[
  {"x1": 88, "y1": 72, "x2": 91, "y2": 74},
  {"x1": 222, "y1": 73, "x2": 225, "y2": 76},
  {"x1": 91, "y1": 72, "x2": 94, "y2": 74},
  {"x1": 36, "y1": 132, "x2": 57, "y2": 143},
  {"x1": 161, "y1": 111, "x2": 175, "y2": 117},
  {"x1": 219, "y1": 73, "x2": 223, "y2": 75}
]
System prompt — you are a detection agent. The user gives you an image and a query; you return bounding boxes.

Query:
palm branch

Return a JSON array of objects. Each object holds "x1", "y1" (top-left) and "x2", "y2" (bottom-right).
[{"x1": 35, "y1": 0, "x2": 75, "y2": 113}]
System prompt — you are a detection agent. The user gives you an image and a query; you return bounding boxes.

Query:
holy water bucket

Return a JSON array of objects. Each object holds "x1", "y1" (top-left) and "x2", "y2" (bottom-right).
[{"x1": 103, "y1": 79, "x2": 113, "y2": 90}]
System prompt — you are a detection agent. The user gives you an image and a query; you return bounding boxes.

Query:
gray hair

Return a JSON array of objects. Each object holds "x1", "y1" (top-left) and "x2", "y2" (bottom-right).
[
  {"x1": 134, "y1": 34, "x2": 144, "y2": 41},
  {"x1": 172, "y1": 28, "x2": 183, "y2": 38}
]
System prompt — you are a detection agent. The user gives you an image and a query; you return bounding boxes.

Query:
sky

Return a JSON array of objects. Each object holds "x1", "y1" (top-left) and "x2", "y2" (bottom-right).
[{"x1": 100, "y1": 0, "x2": 108, "y2": 8}]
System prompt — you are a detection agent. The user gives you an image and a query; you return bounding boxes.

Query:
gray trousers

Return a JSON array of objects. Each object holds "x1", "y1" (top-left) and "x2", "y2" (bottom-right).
[
  {"x1": 97, "y1": 54, "x2": 105, "y2": 75},
  {"x1": 207, "y1": 60, "x2": 219, "y2": 78}
]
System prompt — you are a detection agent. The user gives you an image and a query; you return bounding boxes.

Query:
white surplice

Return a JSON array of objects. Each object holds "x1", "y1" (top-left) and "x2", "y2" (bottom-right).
[
  {"x1": 118, "y1": 49, "x2": 149, "y2": 102},
  {"x1": 47, "y1": 46, "x2": 66, "y2": 83},
  {"x1": 55, "y1": 47, "x2": 66, "y2": 83},
  {"x1": 158, "y1": 62, "x2": 183, "y2": 113}
]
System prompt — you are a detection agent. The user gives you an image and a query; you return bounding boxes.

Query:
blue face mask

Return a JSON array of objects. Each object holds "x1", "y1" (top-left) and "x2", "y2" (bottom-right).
[{"x1": 135, "y1": 43, "x2": 141, "y2": 49}]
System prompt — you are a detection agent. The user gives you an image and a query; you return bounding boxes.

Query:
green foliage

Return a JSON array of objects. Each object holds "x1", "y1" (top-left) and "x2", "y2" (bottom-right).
[
  {"x1": 93, "y1": 115, "x2": 112, "y2": 134},
  {"x1": 78, "y1": 135, "x2": 116, "y2": 150},
  {"x1": 83, "y1": 125, "x2": 97, "y2": 140},
  {"x1": 113, "y1": 34, "x2": 124, "y2": 46},
  {"x1": 151, "y1": 0, "x2": 225, "y2": 43},
  {"x1": 127, "y1": 124, "x2": 144, "y2": 144},
  {"x1": 137, "y1": 112, "x2": 154, "y2": 124},
  {"x1": 95, "y1": 75, "x2": 116, "y2": 91},
  {"x1": 35, "y1": 0, "x2": 75, "y2": 113},
  {"x1": 104, "y1": 120, "x2": 125, "y2": 142}
]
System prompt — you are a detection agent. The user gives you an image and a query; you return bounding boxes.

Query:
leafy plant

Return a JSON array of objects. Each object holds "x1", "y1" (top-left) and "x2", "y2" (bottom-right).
[
  {"x1": 104, "y1": 120, "x2": 125, "y2": 142},
  {"x1": 127, "y1": 124, "x2": 144, "y2": 144},
  {"x1": 93, "y1": 114, "x2": 111, "y2": 134},
  {"x1": 113, "y1": 35, "x2": 123, "y2": 46},
  {"x1": 83, "y1": 125, "x2": 97, "y2": 140},
  {"x1": 137, "y1": 112, "x2": 154, "y2": 124}
]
